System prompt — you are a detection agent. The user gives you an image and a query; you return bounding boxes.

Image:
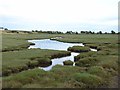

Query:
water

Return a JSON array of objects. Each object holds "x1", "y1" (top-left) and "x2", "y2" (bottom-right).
[
  {"x1": 28, "y1": 38, "x2": 97, "y2": 71},
  {"x1": 39, "y1": 52, "x2": 79, "y2": 71},
  {"x1": 28, "y1": 39, "x2": 84, "y2": 51}
]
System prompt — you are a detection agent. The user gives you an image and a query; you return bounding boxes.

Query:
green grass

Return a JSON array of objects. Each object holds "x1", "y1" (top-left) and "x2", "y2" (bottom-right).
[
  {"x1": 68, "y1": 46, "x2": 90, "y2": 53},
  {"x1": 98, "y1": 55, "x2": 118, "y2": 71},
  {"x1": 73, "y1": 73, "x2": 103, "y2": 88},
  {"x1": 87, "y1": 66, "x2": 108, "y2": 78},
  {"x1": 2, "y1": 49, "x2": 71, "y2": 76},
  {"x1": 63, "y1": 60, "x2": 73, "y2": 65},
  {"x1": 2, "y1": 32, "x2": 118, "y2": 51},
  {"x1": 2, "y1": 65, "x2": 88, "y2": 88},
  {"x1": 75, "y1": 57, "x2": 99, "y2": 67},
  {"x1": 2, "y1": 66, "x2": 105, "y2": 88},
  {"x1": 53, "y1": 34, "x2": 118, "y2": 44},
  {"x1": 1, "y1": 30, "x2": 118, "y2": 88},
  {"x1": 84, "y1": 43, "x2": 102, "y2": 50},
  {"x1": 2, "y1": 32, "x2": 62, "y2": 51},
  {"x1": 74, "y1": 51, "x2": 96, "y2": 61}
]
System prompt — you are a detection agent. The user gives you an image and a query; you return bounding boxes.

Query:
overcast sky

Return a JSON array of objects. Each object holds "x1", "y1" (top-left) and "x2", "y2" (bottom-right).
[{"x1": 0, "y1": 0, "x2": 119, "y2": 32}]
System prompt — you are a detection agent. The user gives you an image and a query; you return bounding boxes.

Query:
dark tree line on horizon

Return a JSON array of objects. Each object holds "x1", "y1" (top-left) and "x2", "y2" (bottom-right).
[
  {"x1": 32, "y1": 30, "x2": 118, "y2": 34},
  {"x1": 1, "y1": 27, "x2": 119, "y2": 34}
]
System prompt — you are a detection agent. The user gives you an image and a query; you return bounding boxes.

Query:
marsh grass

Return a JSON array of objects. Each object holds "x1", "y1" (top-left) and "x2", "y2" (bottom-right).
[
  {"x1": 56, "y1": 34, "x2": 118, "y2": 44},
  {"x1": 73, "y1": 73, "x2": 103, "y2": 88},
  {"x1": 2, "y1": 31, "x2": 118, "y2": 88},
  {"x1": 75, "y1": 57, "x2": 99, "y2": 67},
  {"x1": 74, "y1": 51, "x2": 96, "y2": 61},
  {"x1": 2, "y1": 49, "x2": 71, "y2": 76},
  {"x1": 67, "y1": 46, "x2": 90, "y2": 53},
  {"x1": 87, "y1": 66, "x2": 108, "y2": 78},
  {"x1": 63, "y1": 60, "x2": 73, "y2": 65},
  {"x1": 98, "y1": 56, "x2": 118, "y2": 71},
  {"x1": 84, "y1": 43, "x2": 102, "y2": 51},
  {"x1": 36, "y1": 58, "x2": 52, "y2": 67},
  {"x1": 3, "y1": 66, "x2": 86, "y2": 88},
  {"x1": 2, "y1": 32, "x2": 62, "y2": 51}
]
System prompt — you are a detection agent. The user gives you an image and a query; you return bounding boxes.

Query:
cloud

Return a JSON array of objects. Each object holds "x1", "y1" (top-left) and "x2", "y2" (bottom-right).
[{"x1": 0, "y1": 0, "x2": 119, "y2": 32}]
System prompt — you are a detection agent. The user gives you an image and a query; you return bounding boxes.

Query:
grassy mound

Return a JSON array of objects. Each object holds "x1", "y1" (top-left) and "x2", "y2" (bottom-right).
[
  {"x1": 35, "y1": 58, "x2": 52, "y2": 67},
  {"x1": 67, "y1": 46, "x2": 90, "y2": 53},
  {"x1": 63, "y1": 60, "x2": 73, "y2": 65},
  {"x1": 87, "y1": 66, "x2": 108, "y2": 78},
  {"x1": 73, "y1": 73, "x2": 103, "y2": 88},
  {"x1": 50, "y1": 51, "x2": 71, "y2": 59},
  {"x1": 74, "y1": 51, "x2": 96, "y2": 61},
  {"x1": 85, "y1": 43, "x2": 101, "y2": 51},
  {"x1": 75, "y1": 57, "x2": 99, "y2": 67}
]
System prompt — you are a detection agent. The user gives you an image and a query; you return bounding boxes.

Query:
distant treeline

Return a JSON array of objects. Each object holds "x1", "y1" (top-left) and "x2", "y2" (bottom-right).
[
  {"x1": 32, "y1": 30, "x2": 119, "y2": 34},
  {"x1": 1, "y1": 27, "x2": 119, "y2": 34},
  {"x1": 32, "y1": 30, "x2": 64, "y2": 34}
]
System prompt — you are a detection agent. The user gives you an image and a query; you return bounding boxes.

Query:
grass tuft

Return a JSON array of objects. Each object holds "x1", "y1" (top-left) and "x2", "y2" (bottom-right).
[
  {"x1": 63, "y1": 60, "x2": 73, "y2": 65},
  {"x1": 67, "y1": 46, "x2": 90, "y2": 53}
]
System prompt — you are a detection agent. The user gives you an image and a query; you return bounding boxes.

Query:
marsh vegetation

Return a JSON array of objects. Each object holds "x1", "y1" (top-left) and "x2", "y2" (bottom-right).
[{"x1": 1, "y1": 30, "x2": 119, "y2": 88}]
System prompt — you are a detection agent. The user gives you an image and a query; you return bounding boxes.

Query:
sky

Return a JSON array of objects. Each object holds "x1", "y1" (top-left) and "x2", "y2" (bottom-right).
[{"x1": 0, "y1": 0, "x2": 119, "y2": 32}]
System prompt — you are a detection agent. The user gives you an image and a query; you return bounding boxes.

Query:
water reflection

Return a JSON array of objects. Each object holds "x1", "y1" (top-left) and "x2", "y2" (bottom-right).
[
  {"x1": 28, "y1": 39, "x2": 97, "y2": 71},
  {"x1": 39, "y1": 52, "x2": 79, "y2": 71},
  {"x1": 28, "y1": 39, "x2": 84, "y2": 51}
]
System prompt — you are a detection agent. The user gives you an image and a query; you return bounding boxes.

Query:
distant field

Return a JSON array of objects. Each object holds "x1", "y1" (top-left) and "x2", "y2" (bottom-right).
[
  {"x1": 1, "y1": 30, "x2": 119, "y2": 88},
  {"x1": 2, "y1": 32, "x2": 61, "y2": 51},
  {"x1": 2, "y1": 31, "x2": 118, "y2": 51},
  {"x1": 53, "y1": 34, "x2": 118, "y2": 44}
]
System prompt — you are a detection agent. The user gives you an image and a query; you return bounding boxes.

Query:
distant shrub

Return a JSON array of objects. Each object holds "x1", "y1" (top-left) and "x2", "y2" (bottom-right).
[
  {"x1": 4, "y1": 28, "x2": 8, "y2": 30},
  {"x1": 67, "y1": 46, "x2": 90, "y2": 53},
  {"x1": 111, "y1": 30, "x2": 116, "y2": 34},
  {"x1": 11, "y1": 30, "x2": 19, "y2": 33},
  {"x1": 63, "y1": 60, "x2": 73, "y2": 65}
]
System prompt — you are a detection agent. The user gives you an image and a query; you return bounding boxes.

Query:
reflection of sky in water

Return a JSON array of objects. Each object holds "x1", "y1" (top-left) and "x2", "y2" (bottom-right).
[
  {"x1": 28, "y1": 39, "x2": 97, "y2": 71},
  {"x1": 28, "y1": 39, "x2": 84, "y2": 51},
  {"x1": 39, "y1": 52, "x2": 79, "y2": 71}
]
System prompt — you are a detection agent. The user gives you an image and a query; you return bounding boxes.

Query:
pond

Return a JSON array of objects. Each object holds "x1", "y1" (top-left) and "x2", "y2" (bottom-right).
[
  {"x1": 28, "y1": 39, "x2": 84, "y2": 50},
  {"x1": 28, "y1": 39, "x2": 97, "y2": 71}
]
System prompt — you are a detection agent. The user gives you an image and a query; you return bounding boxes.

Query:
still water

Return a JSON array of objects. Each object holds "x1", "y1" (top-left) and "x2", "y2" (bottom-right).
[
  {"x1": 28, "y1": 39, "x2": 96, "y2": 71},
  {"x1": 28, "y1": 39, "x2": 84, "y2": 50}
]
